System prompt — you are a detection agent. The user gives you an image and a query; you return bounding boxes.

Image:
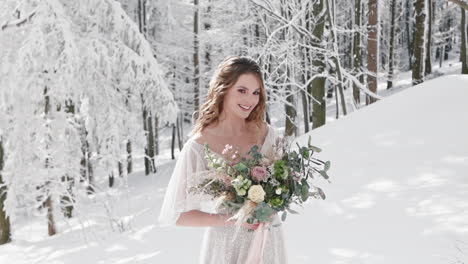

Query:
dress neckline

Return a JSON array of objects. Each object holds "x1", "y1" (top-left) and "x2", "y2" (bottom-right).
[{"x1": 190, "y1": 124, "x2": 271, "y2": 158}]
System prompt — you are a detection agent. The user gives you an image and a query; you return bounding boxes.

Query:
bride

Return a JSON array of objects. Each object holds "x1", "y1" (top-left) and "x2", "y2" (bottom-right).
[{"x1": 158, "y1": 56, "x2": 288, "y2": 263}]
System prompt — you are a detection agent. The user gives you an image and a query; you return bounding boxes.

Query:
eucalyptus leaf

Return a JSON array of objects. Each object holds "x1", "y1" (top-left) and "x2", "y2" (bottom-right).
[
  {"x1": 233, "y1": 162, "x2": 248, "y2": 172},
  {"x1": 324, "y1": 160, "x2": 331, "y2": 171},
  {"x1": 301, "y1": 184, "x2": 309, "y2": 201},
  {"x1": 281, "y1": 211, "x2": 287, "y2": 221},
  {"x1": 286, "y1": 207, "x2": 299, "y2": 214},
  {"x1": 309, "y1": 145, "x2": 322, "y2": 153},
  {"x1": 319, "y1": 170, "x2": 329, "y2": 180}
]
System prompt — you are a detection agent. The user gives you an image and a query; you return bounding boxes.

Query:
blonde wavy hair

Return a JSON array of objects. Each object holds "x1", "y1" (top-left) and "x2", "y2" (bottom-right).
[{"x1": 191, "y1": 56, "x2": 267, "y2": 135}]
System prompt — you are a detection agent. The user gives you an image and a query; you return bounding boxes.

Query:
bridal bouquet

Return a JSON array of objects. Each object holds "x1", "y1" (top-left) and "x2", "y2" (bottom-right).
[{"x1": 188, "y1": 135, "x2": 331, "y2": 229}]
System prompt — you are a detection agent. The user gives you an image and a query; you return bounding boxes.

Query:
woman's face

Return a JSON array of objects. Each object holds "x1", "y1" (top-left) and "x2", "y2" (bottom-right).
[{"x1": 222, "y1": 73, "x2": 262, "y2": 120}]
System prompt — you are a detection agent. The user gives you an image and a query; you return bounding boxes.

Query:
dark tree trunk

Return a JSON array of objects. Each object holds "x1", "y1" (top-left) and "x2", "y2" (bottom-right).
[
  {"x1": 109, "y1": 171, "x2": 114, "y2": 187},
  {"x1": 0, "y1": 138, "x2": 12, "y2": 245},
  {"x1": 367, "y1": 0, "x2": 378, "y2": 104},
  {"x1": 412, "y1": 0, "x2": 426, "y2": 85},
  {"x1": 147, "y1": 113, "x2": 156, "y2": 173},
  {"x1": 424, "y1": 0, "x2": 433, "y2": 76},
  {"x1": 44, "y1": 86, "x2": 56, "y2": 236},
  {"x1": 171, "y1": 124, "x2": 176, "y2": 160},
  {"x1": 405, "y1": 0, "x2": 413, "y2": 69},
  {"x1": 126, "y1": 140, "x2": 132, "y2": 173},
  {"x1": 311, "y1": 0, "x2": 327, "y2": 129},
  {"x1": 142, "y1": 106, "x2": 150, "y2": 175},
  {"x1": 461, "y1": 7, "x2": 468, "y2": 74},
  {"x1": 387, "y1": 0, "x2": 397, "y2": 89}
]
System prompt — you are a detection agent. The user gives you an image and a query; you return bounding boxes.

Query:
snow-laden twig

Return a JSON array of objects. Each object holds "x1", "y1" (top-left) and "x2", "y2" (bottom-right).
[{"x1": 1, "y1": 8, "x2": 37, "y2": 31}]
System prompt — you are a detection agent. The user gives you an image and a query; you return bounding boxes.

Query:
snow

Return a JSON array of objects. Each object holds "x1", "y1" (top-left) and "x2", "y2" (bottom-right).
[
  {"x1": 0, "y1": 74, "x2": 467, "y2": 263},
  {"x1": 288, "y1": 74, "x2": 468, "y2": 263}
]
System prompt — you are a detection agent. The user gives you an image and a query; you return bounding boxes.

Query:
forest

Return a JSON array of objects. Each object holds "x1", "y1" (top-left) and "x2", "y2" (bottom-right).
[{"x1": 0, "y1": 0, "x2": 467, "y2": 250}]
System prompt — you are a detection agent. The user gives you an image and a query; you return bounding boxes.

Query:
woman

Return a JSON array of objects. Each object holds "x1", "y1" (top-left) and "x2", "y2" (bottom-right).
[{"x1": 158, "y1": 56, "x2": 288, "y2": 263}]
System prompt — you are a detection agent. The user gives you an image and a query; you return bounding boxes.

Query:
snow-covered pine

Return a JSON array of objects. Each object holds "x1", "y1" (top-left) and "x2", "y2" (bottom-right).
[{"x1": 0, "y1": 0, "x2": 177, "y2": 234}]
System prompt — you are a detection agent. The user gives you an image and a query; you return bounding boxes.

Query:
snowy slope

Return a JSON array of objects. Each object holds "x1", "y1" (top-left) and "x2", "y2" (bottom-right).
[
  {"x1": 287, "y1": 74, "x2": 468, "y2": 264},
  {"x1": 0, "y1": 75, "x2": 467, "y2": 264}
]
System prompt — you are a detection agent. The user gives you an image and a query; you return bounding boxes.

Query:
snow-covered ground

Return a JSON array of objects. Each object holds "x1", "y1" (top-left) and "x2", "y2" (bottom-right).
[
  {"x1": 1, "y1": 74, "x2": 467, "y2": 264},
  {"x1": 288, "y1": 74, "x2": 468, "y2": 264}
]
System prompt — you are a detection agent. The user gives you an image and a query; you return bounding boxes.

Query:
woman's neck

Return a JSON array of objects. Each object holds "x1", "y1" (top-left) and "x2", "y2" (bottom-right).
[{"x1": 215, "y1": 111, "x2": 249, "y2": 137}]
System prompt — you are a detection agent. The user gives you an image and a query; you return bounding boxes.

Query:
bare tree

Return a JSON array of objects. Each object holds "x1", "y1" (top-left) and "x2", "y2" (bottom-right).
[
  {"x1": 412, "y1": 0, "x2": 427, "y2": 85},
  {"x1": 461, "y1": 7, "x2": 468, "y2": 74},
  {"x1": 367, "y1": 0, "x2": 379, "y2": 104},
  {"x1": 425, "y1": 0, "x2": 433, "y2": 76},
  {"x1": 387, "y1": 0, "x2": 397, "y2": 89}
]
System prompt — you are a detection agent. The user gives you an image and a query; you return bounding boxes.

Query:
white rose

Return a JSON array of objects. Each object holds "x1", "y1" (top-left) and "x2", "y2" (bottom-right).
[
  {"x1": 247, "y1": 185, "x2": 266, "y2": 203},
  {"x1": 275, "y1": 188, "x2": 282, "y2": 195}
]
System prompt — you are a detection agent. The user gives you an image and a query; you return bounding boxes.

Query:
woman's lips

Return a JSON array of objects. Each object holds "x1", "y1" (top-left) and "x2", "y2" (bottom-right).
[{"x1": 238, "y1": 104, "x2": 252, "y2": 111}]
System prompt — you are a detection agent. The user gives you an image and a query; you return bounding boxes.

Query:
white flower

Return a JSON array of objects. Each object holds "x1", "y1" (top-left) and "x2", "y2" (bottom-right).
[
  {"x1": 247, "y1": 185, "x2": 266, "y2": 203},
  {"x1": 275, "y1": 188, "x2": 282, "y2": 195},
  {"x1": 238, "y1": 189, "x2": 247, "y2": 196}
]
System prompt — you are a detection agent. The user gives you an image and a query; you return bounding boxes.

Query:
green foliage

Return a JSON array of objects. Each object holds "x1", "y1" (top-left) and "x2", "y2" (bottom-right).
[{"x1": 254, "y1": 202, "x2": 275, "y2": 222}]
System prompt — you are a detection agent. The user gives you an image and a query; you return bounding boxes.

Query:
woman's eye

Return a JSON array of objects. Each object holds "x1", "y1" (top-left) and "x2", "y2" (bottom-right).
[
  {"x1": 238, "y1": 89, "x2": 246, "y2": 94},
  {"x1": 253, "y1": 91, "x2": 260, "y2": 95}
]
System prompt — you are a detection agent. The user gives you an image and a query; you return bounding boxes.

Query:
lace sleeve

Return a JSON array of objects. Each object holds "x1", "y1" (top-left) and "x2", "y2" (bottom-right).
[{"x1": 157, "y1": 141, "x2": 216, "y2": 227}]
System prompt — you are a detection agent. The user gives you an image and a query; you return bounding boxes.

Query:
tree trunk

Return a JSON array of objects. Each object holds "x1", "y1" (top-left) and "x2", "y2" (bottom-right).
[
  {"x1": 171, "y1": 124, "x2": 176, "y2": 160},
  {"x1": 126, "y1": 140, "x2": 132, "y2": 173},
  {"x1": 424, "y1": 0, "x2": 433, "y2": 75},
  {"x1": 353, "y1": 0, "x2": 363, "y2": 103},
  {"x1": 412, "y1": 0, "x2": 426, "y2": 85},
  {"x1": 177, "y1": 114, "x2": 182, "y2": 151},
  {"x1": 142, "y1": 106, "x2": 150, "y2": 175},
  {"x1": 325, "y1": 0, "x2": 348, "y2": 115},
  {"x1": 44, "y1": 86, "x2": 56, "y2": 236},
  {"x1": 311, "y1": 0, "x2": 326, "y2": 129},
  {"x1": 0, "y1": 138, "x2": 11, "y2": 245},
  {"x1": 78, "y1": 115, "x2": 94, "y2": 194},
  {"x1": 147, "y1": 113, "x2": 156, "y2": 173},
  {"x1": 405, "y1": 0, "x2": 413, "y2": 69},
  {"x1": 204, "y1": 0, "x2": 212, "y2": 75},
  {"x1": 45, "y1": 196, "x2": 56, "y2": 236},
  {"x1": 301, "y1": 5, "x2": 311, "y2": 133},
  {"x1": 281, "y1": 3, "x2": 296, "y2": 137},
  {"x1": 461, "y1": 7, "x2": 468, "y2": 74},
  {"x1": 284, "y1": 76, "x2": 296, "y2": 136},
  {"x1": 109, "y1": 171, "x2": 114, "y2": 188},
  {"x1": 61, "y1": 100, "x2": 75, "y2": 218},
  {"x1": 367, "y1": 0, "x2": 379, "y2": 104},
  {"x1": 387, "y1": 0, "x2": 397, "y2": 89},
  {"x1": 193, "y1": 0, "x2": 200, "y2": 113},
  {"x1": 154, "y1": 116, "x2": 159, "y2": 155}
]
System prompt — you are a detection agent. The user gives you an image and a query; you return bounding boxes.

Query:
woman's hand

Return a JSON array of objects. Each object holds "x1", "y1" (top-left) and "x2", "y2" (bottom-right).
[{"x1": 243, "y1": 222, "x2": 261, "y2": 230}]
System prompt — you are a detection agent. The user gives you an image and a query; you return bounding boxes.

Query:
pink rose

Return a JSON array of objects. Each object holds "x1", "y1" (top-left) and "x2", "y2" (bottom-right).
[
  {"x1": 251, "y1": 166, "x2": 267, "y2": 182},
  {"x1": 219, "y1": 173, "x2": 234, "y2": 186}
]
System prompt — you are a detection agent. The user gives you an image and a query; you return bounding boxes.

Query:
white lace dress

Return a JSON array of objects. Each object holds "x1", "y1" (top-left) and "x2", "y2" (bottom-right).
[{"x1": 158, "y1": 124, "x2": 288, "y2": 264}]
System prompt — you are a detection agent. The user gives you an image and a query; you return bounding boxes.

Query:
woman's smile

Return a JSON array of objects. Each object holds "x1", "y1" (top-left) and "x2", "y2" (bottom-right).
[{"x1": 238, "y1": 104, "x2": 252, "y2": 111}]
